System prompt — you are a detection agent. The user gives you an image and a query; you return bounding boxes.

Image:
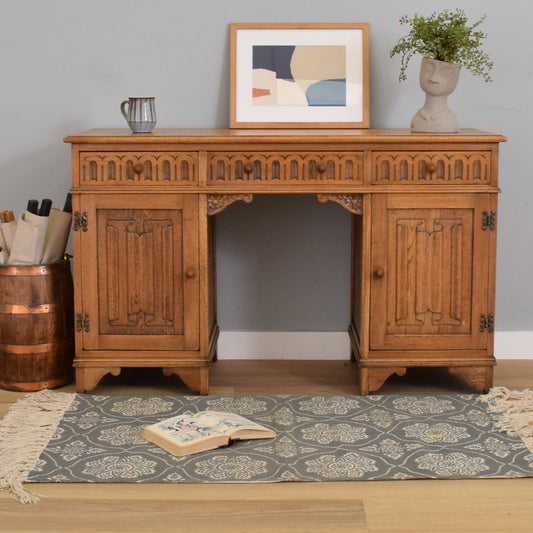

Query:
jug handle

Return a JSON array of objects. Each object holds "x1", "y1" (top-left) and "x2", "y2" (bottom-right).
[{"x1": 120, "y1": 100, "x2": 129, "y2": 122}]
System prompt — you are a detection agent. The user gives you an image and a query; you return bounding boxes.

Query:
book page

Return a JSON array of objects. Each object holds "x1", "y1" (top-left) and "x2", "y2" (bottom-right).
[{"x1": 150, "y1": 411, "x2": 270, "y2": 445}]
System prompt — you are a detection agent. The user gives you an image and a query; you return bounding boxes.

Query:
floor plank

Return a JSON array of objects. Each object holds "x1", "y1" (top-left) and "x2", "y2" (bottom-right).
[{"x1": 0, "y1": 498, "x2": 366, "y2": 533}]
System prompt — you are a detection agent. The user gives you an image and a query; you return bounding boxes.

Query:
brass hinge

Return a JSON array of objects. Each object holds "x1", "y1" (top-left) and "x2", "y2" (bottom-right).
[
  {"x1": 73, "y1": 211, "x2": 88, "y2": 232},
  {"x1": 480, "y1": 313, "x2": 494, "y2": 333},
  {"x1": 482, "y1": 211, "x2": 496, "y2": 231},
  {"x1": 76, "y1": 312, "x2": 90, "y2": 332}
]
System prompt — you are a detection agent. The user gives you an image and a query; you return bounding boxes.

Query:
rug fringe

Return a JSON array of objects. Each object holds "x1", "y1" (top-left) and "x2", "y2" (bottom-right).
[
  {"x1": 479, "y1": 386, "x2": 533, "y2": 453},
  {"x1": 0, "y1": 389, "x2": 76, "y2": 504}
]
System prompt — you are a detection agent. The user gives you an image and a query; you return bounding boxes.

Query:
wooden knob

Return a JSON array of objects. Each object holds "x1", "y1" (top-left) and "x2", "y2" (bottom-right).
[
  {"x1": 244, "y1": 164, "x2": 253, "y2": 174},
  {"x1": 185, "y1": 269, "x2": 196, "y2": 279},
  {"x1": 133, "y1": 163, "x2": 144, "y2": 174},
  {"x1": 374, "y1": 267, "x2": 385, "y2": 279},
  {"x1": 317, "y1": 164, "x2": 326, "y2": 174},
  {"x1": 426, "y1": 162, "x2": 436, "y2": 173}
]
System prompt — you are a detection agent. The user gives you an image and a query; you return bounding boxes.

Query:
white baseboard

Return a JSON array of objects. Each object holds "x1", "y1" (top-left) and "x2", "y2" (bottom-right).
[
  {"x1": 218, "y1": 331, "x2": 350, "y2": 360},
  {"x1": 217, "y1": 331, "x2": 533, "y2": 360},
  {"x1": 494, "y1": 331, "x2": 533, "y2": 359}
]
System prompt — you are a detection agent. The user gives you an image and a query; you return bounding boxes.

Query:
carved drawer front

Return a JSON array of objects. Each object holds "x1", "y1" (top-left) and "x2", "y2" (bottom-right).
[
  {"x1": 207, "y1": 152, "x2": 363, "y2": 185},
  {"x1": 79, "y1": 152, "x2": 198, "y2": 185},
  {"x1": 371, "y1": 151, "x2": 491, "y2": 185}
]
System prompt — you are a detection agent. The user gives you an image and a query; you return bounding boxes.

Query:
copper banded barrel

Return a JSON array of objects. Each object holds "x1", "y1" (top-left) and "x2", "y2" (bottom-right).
[{"x1": 0, "y1": 259, "x2": 74, "y2": 391}]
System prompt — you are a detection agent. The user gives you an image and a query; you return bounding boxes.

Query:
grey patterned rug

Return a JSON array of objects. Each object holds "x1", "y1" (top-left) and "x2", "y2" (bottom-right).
[{"x1": 1, "y1": 389, "x2": 533, "y2": 503}]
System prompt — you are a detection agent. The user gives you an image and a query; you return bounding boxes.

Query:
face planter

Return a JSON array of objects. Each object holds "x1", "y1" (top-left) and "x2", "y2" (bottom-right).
[{"x1": 411, "y1": 57, "x2": 461, "y2": 133}]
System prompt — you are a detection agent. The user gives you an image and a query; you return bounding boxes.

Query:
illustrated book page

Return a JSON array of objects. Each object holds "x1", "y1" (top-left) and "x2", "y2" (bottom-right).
[{"x1": 143, "y1": 411, "x2": 276, "y2": 456}]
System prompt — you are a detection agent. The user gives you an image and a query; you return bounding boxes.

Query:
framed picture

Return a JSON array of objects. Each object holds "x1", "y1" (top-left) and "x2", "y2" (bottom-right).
[{"x1": 230, "y1": 23, "x2": 369, "y2": 129}]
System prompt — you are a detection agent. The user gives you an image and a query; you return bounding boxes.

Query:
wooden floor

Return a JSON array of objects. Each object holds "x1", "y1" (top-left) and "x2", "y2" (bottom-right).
[{"x1": 1, "y1": 359, "x2": 533, "y2": 532}]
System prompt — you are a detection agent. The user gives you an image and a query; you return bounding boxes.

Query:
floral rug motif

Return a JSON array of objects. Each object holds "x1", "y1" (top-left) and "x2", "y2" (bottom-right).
[
  {"x1": 2, "y1": 390, "x2": 533, "y2": 503},
  {"x1": 28, "y1": 393, "x2": 533, "y2": 483}
]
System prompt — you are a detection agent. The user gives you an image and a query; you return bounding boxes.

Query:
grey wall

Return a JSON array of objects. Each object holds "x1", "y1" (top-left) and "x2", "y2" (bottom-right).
[{"x1": 0, "y1": 0, "x2": 530, "y2": 332}]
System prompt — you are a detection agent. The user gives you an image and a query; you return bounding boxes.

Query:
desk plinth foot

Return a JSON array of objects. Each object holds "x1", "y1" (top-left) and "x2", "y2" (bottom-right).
[
  {"x1": 162, "y1": 366, "x2": 210, "y2": 395},
  {"x1": 75, "y1": 367, "x2": 122, "y2": 393},
  {"x1": 359, "y1": 366, "x2": 407, "y2": 395},
  {"x1": 449, "y1": 366, "x2": 494, "y2": 393}
]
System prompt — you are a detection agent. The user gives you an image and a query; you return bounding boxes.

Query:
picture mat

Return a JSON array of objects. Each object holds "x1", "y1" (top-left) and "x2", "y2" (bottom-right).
[{"x1": 235, "y1": 29, "x2": 364, "y2": 124}]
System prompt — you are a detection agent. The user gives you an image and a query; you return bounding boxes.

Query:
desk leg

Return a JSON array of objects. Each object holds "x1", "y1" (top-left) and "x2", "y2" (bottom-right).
[
  {"x1": 75, "y1": 367, "x2": 122, "y2": 393},
  {"x1": 359, "y1": 367, "x2": 369, "y2": 395},
  {"x1": 162, "y1": 366, "x2": 209, "y2": 395},
  {"x1": 359, "y1": 366, "x2": 407, "y2": 395},
  {"x1": 449, "y1": 366, "x2": 494, "y2": 393}
]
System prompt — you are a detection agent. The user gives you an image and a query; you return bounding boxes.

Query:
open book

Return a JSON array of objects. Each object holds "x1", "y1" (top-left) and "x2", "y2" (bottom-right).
[{"x1": 143, "y1": 411, "x2": 276, "y2": 457}]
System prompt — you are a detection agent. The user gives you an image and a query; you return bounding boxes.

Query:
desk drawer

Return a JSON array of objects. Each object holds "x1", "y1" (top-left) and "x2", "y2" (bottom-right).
[
  {"x1": 207, "y1": 152, "x2": 363, "y2": 185},
  {"x1": 371, "y1": 151, "x2": 492, "y2": 185},
  {"x1": 79, "y1": 152, "x2": 199, "y2": 185}
]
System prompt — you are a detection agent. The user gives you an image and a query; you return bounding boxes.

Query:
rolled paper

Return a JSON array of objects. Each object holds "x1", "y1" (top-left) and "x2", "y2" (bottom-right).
[
  {"x1": 0, "y1": 224, "x2": 17, "y2": 254},
  {"x1": 41, "y1": 208, "x2": 72, "y2": 263},
  {"x1": 8, "y1": 211, "x2": 49, "y2": 265},
  {"x1": 0, "y1": 210, "x2": 17, "y2": 254}
]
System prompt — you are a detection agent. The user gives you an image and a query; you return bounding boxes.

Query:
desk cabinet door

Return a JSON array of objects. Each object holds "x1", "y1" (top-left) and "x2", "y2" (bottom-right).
[
  {"x1": 77, "y1": 194, "x2": 199, "y2": 352},
  {"x1": 370, "y1": 193, "x2": 496, "y2": 352}
]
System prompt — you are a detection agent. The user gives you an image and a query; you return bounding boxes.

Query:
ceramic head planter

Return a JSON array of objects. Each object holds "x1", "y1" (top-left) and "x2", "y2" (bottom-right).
[
  {"x1": 390, "y1": 9, "x2": 493, "y2": 133},
  {"x1": 411, "y1": 57, "x2": 461, "y2": 132}
]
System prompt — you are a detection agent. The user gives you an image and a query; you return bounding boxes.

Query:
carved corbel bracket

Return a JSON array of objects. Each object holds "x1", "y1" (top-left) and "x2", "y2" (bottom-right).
[
  {"x1": 207, "y1": 194, "x2": 254, "y2": 215},
  {"x1": 317, "y1": 193, "x2": 363, "y2": 215}
]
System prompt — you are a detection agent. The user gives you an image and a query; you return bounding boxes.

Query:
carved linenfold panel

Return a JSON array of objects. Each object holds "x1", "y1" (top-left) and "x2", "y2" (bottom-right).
[
  {"x1": 390, "y1": 210, "x2": 473, "y2": 336},
  {"x1": 372, "y1": 151, "x2": 491, "y2": 184},
  {"x1": 317, "y1": 194, "x2": 363, "y2": 214},
  {"x1": 207, "y1": 152, "x2": 363, "y2": 184},
  {"x1": 207, "y1": 194, "x2": 254, "y2": 215},
  {"x1": 80, "y1": 152, "x2": 198, "y2": 184},
  {"x1": 98, "y1": 209, "x2": 184, "y2": 336}
]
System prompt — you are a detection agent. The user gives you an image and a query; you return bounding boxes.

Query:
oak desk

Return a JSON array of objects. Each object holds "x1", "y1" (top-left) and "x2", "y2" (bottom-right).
[{"x1": 65, "y1": 128, "x2": 505, "y2": 394}]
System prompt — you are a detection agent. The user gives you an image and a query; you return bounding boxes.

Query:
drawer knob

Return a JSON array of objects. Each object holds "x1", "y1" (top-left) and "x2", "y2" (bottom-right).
[
  {"x1": 185, "y1": 268, "x2": 196, "y2": 279},
  {"x1": 133, "y1": 163, "x2": 144, "y2": 174},
  {"x1": 374, "y1": 267, "x2": 385, "y2": 279},
  {"x1": 426, "y1": 162, "x2": 436, "y2": 173},
  {"x1": 244, "y1": 164, "x2": 253, "y2": 174},
  {"x1": 317, "y1": 164, "x2": 326, "y2": 174}
]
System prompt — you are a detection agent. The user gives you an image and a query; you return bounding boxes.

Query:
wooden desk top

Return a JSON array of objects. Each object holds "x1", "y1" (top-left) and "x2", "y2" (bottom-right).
[{"x1": 65, "y1": 128, "x2": 507, "y2": 145}]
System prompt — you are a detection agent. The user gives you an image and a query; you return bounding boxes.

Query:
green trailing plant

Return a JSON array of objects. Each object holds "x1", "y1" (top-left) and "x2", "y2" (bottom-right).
[{"x1": 390, "y1": 9, "x2": 493, "y2": 82}]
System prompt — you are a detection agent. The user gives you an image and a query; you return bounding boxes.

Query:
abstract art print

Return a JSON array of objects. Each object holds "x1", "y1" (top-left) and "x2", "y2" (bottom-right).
[{"x1": 230, "y1": 23, "x2": 369, "y2": 128}]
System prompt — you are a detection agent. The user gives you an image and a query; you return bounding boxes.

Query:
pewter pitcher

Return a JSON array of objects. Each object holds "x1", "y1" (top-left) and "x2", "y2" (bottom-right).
[{"x1": 120, "y1": 97, "x2": 156, "y2": 133}]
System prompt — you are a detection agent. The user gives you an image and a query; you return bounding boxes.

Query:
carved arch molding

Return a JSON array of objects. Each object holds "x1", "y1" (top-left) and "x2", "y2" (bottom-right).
[{"x1": 206, "y1": 193, "x2": 363, "y2": 215}]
